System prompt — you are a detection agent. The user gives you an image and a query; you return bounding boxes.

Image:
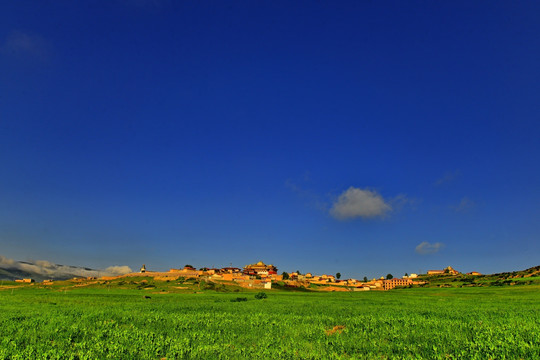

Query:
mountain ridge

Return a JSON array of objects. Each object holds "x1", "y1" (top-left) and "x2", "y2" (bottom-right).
[{"x1": 0, "y1": 255, "x2": 132, "y2": 282}]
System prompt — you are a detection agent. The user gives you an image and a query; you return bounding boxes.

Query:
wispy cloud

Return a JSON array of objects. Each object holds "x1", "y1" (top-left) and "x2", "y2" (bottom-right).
[
  {"x1": 434, "y1": 170, "x2": 460, "y2": 186},
  {"x1": 0, "y1": 255, "x2": 132, "y2": 279},
  {"x1": 330, "y1": 187, "x2": 392, "y2": 220},
  {"x1": 1, "y1": 30, "x2": 51, "y2": 61},
  {"x1": 285, "y1": 179, "x2": 328, "y2": 211},
  {"x1": 390, "y1": 193, "x2": 417, "y2": 212},
  {"x1": 415, "y1": 241, "x2": 444, "y2": 255},
  {"x1": 451, "y1": 197, "x2": 475, "y2": 213}
]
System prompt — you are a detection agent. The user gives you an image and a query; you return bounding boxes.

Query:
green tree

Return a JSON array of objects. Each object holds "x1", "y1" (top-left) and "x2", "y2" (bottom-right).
[
  {"x1": 363, "y1": 276, "x2": 368, "y2": 282},
  {"x1": 282, "y1": 272, "x2": 289, "y2": 280},
  {"x1": 296, "y1": 270, "x2": 302, "y2": 275},
  {"x1": 336, "y1": 273, "x2": 341, "y2": 280},
  {"x1": 386, "y1": 274, "x2": 393, "y2": 280},
  {"x1": 404, "y1": 273, "x2": 408, "y2": 277}
]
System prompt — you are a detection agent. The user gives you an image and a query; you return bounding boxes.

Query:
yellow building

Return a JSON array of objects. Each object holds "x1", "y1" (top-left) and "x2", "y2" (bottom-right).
[
  {"x1": 15, "y1": 278, "x2": 34, "y2": 283},
  {"x1": 382, "y1": 278, "x2": 412, "y2": 290},
  {"x1": 427, "y1": 266, "x2": 459, "y2": 275},
  {"x1": 168, "y1": 265, "x2": 200, "y2": 277},
  {"x1": 467, "y1": 271, "x2": 482, "y2": 276},
  {"x1": 243, "y1": 261, "x2": 277, "y2": 276}
]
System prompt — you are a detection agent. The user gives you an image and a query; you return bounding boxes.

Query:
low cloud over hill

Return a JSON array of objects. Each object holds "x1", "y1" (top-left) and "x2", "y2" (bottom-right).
[{"x1": 0, "y1": 255, "x2": 132, "y2": 281}]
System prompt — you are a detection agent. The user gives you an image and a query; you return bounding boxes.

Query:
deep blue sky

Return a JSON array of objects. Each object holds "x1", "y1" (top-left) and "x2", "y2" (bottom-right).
[{"x1": 1, "y1": 1, "x2": 539, "y2": 278}]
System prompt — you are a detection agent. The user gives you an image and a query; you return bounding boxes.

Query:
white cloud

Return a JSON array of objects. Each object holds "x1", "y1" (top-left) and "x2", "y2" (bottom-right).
[
  {"x1": 390, "y1": 193, "x2": 416, "y2": 212},
  {"x1": 0, "y1": 255, "x2": 16, "y2": 266},
  {"x1": 104, "y1": 266, "x2": 133, "y2": 276},
  {"x1": 285, "y1": 179, "x2": 328, "y2": 211},
  {"x1": 415, "y1": 242, "x2": 444, "y2": 255},
  {"x1": 434, "y1": 170, "x2": 460, "y2": 186},
  {"x1": 451, "y1": 197, "x2": 475, "y2": 213},
  {"x1": 330, "y1": 187, "x2": 392, "y2": 220}
]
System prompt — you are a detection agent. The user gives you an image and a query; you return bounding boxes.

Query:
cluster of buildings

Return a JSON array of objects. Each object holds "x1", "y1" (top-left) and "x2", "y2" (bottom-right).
[
  {"x1": 14, "y1": 278, "x2": 34, "y2": 283},
  {"x1": 427, "y1": 266, "x2": 482, "y2": 276},
  {"x1": 137, "y1": 261, "x2": 428, "y2": 290},
  {"x1": 161, "y1": 261, "x2": 278, "y2": 289}
]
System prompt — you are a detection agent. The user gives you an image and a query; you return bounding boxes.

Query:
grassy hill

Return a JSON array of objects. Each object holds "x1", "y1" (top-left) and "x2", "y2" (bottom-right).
[
  {"x1": 0, "y1": 275, "x2": 250, "y2": 294},
  {"x1": 416, "y1": 265, "x2": 540, "y2": 288}
]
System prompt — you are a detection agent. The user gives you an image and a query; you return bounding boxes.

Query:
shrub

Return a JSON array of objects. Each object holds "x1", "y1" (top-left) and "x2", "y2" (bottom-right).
[
  {"x1": 255, "y1": 292, "x2": 267, "y2": 300},
  {"x1": 200, "y1": 280, "x2": 215, "y2": 290},
  {"x1": 230, "y1": 297, "x2": 248, "y2": 302},
  {"x1": 201, "y1": 281, "x2": 228, "y2": 292}
]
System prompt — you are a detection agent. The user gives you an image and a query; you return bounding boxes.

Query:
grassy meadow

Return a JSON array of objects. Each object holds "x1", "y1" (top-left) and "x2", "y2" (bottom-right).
[{"x1": 1, "y1": 282, "x2": 539, "y2": 359}]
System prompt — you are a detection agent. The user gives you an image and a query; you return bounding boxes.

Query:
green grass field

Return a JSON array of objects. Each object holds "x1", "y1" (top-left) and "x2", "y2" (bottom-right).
[{"x1": 1, "y1": 284, "x2": 539, "y2": 359}]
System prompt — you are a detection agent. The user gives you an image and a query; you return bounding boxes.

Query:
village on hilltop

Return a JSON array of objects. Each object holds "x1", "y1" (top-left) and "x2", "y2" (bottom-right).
[
  {"x1": 99, "y1": 262, "x2": 480, "y2": 291},
  {"x1": 14, "y1": 262, "x2": 483, "y2": 290}
]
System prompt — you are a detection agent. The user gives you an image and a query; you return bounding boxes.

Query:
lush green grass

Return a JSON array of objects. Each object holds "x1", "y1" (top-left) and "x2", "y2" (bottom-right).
[{"x1": 1, "y1": 285, "x2": 539, "y2": 359}]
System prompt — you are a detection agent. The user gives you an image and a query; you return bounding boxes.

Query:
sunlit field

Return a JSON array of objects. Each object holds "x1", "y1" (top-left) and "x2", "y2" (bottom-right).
[{"x1": 1, "y1": 285, "x2": 539, "y2": 359}]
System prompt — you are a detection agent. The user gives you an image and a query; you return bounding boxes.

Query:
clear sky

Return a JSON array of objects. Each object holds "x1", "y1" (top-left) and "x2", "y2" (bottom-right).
[{"x1": 1, "y1": 1, "x2": 539, "y2": 279}]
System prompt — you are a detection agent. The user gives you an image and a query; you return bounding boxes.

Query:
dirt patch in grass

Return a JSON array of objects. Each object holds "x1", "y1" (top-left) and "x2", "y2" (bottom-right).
[{"x1": 325, "y1": 325, "x2": 346, "y2": 336}]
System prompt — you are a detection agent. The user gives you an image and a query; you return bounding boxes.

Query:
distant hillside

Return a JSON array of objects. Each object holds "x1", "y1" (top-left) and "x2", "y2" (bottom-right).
[
  {"x1": 0, "y1": 265, "x2": 65, "y2": 282},
  {"x1": 419, "y1": 265, "x2": 540, "y2": 288},
  {"x1": 0, "y1": 267, "x2": 43, "y2": 281},
  {"x1": 493, "y1": 265, "x2": 540, "y2": 278},
  {"x1": 0, "y1": 255, "x2": 132, "y2": 282}
]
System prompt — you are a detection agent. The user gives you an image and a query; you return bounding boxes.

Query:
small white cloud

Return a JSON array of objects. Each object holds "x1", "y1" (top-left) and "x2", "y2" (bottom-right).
[
  {"x1": 390, "y1": 193, "x2": 416, "y2": 212},
  {"x1": 451, "y1": 197, "x2": 475, "y2": 213},
  {"x1": 330, "y1": 187, "x2": 391, "y2": 220},
  {"x1": 285, "y1": 179, "x2": 328, "y2": 211},
  {"x1": 415, "y1": 241, "x2": 445, "y2": 255},
  {"x1": 434, "y1": 170, "x2": 460, "y2": 186}
]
